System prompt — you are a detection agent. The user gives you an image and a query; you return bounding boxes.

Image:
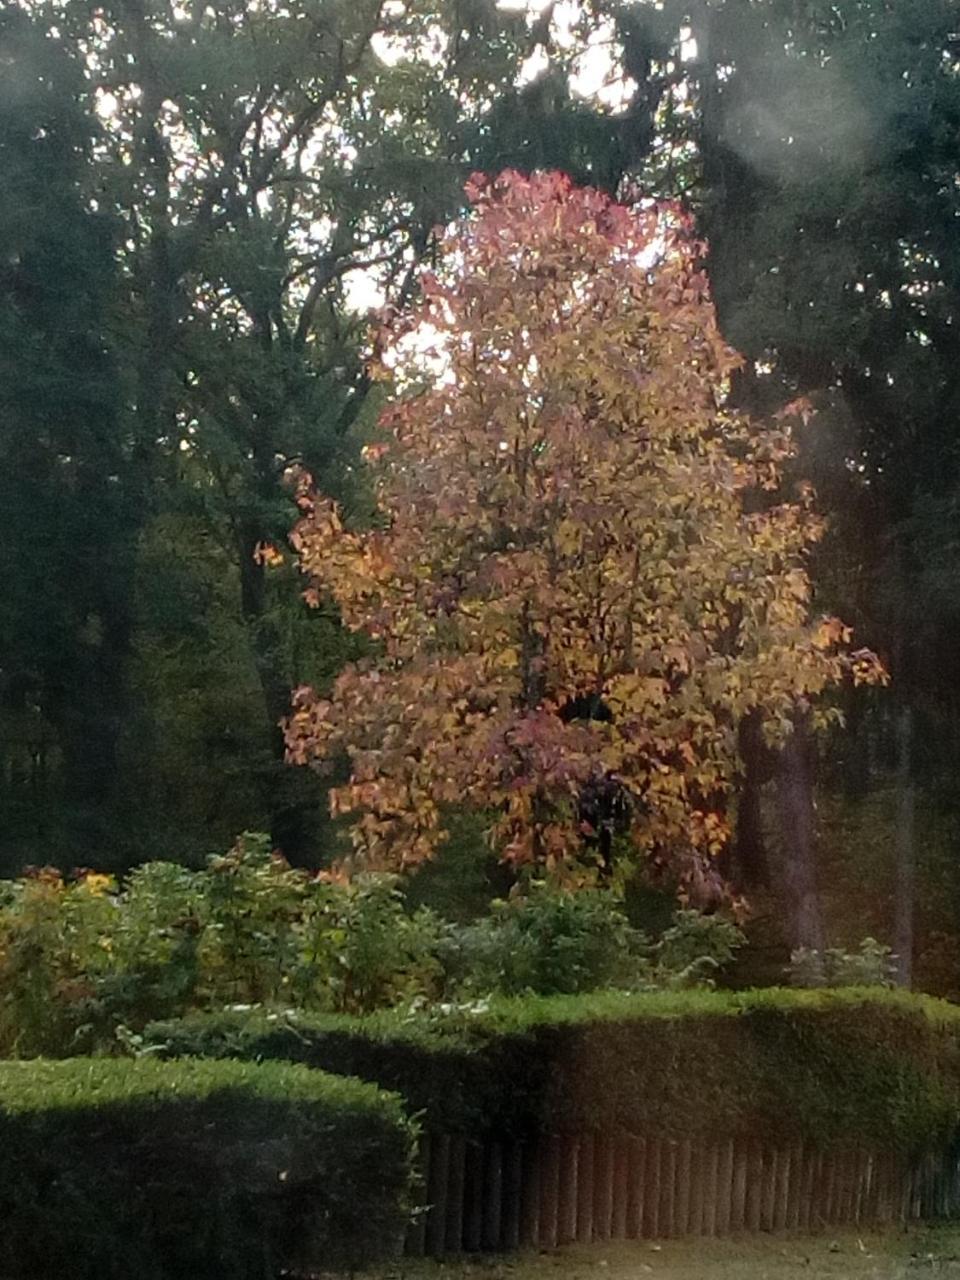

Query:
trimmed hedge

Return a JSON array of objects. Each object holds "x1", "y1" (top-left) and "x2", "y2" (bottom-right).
[
  {"x1": 0, "y1": 1056, "x2": 416, "y2": 1280},
  {"x1": 145, "y1": 988, "x2": 960, "y2": 1154}
]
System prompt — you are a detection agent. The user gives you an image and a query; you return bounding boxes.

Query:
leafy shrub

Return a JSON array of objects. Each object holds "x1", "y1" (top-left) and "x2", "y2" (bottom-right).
[
  {"x1": 295, "y1": 873, "x2": 447, "y2": 1014},
  {"x1": 145, "y1": 987, "x2": 960, "y2": 1154},
  {"x1": 435, "y1": 888, "x2": 743, "y2": 998},
  {"x1": 789, "y1": 937, "x2": 898, "y2": 988},
  {"x1": 0, "y1": 835, "x2": 449, "y2": 1053},
  {"x1": 649, "y1": 909, "x2": 745, "y2": 988},
  {"x1": 0, "y1": 840, "x2": 746, "y2": 1054},
  {"x1": 440, "y1": 885, "x2": 649, "y2": 996},
  {"x1": 0, "y1": 1055, "x2": 416, "y2": 1280}
]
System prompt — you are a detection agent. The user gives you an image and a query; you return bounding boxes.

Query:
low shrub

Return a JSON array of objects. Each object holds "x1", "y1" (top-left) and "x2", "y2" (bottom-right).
[
  {"x1": 789, "y1": 936, "x2": 898, "y2": 988},
  {"x1": 0, "y1": 1055, "x2": 416, "y2": 1280},
  {"x1": 438, "y1": 885, "x2": 650, "y2": 996},
  {"x1": 0, "y1": 841, "x2": 741, "y2": 1054},
  {"x1": 0, "y1": 837, "x2": 449, "y2": 1054},
  {"x1": 145, "y1": 987, "x2": 960, "y2": 1155}
]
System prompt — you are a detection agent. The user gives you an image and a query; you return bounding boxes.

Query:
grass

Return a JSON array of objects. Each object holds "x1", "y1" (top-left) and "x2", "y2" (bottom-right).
[{"x1": 375, "y1": 1228, "x2": 960, "y2": 1280}]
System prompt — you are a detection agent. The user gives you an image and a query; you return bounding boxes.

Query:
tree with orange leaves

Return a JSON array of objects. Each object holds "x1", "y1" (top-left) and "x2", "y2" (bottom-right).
[{"x1": 285, "y1": 170, "x2": 881, "y2": 889}]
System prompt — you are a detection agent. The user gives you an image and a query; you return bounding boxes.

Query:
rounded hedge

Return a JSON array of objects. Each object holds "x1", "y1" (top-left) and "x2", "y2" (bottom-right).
[
  {"x1": 146, "y1": 987, "x2": 960, "y2": 1153},
  {"x1": 0, "y1": 1056, "x2": 416, "y2": 1280}
]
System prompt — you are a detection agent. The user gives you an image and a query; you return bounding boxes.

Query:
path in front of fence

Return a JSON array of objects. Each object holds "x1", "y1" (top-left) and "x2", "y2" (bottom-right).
[{"x1": 391, "y1": 1227, "x2": 960, "y2": 1280}]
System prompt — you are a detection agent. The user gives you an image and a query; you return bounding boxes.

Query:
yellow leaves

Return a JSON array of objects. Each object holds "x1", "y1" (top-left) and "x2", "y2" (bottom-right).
[
  {"x1": 852, "y1": 649, "x2": 889, "y2": 687},
  {"x1": 281, "y1": 171, "x2": 883, "y2": 882},
  {"x1": 79, "y1": 873, "x2": 115, "y2": 898},
  {"x1": 812, "y1": 616, "x2": 853, "y2": 650},
  {"x1": 554, "y1": 519, "x2": 582, "y2": 558},
  {"x1": 606, "y1": 674, "x2": 668, "y2": 715},
  {"x1": 252, "y1": 541, "x2": 284, "y2": 568},
  {"x1": 500, "y1": 646, "x2": 520, "y2": 671}
]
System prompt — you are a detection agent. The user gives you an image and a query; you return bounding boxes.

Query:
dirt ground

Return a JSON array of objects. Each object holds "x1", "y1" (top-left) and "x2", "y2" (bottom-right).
[{"x1": 377, "y1": 1227, "x2": 960, "y2": 1280}]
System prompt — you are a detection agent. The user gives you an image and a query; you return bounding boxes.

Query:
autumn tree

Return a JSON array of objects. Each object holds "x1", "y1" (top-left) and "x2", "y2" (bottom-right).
[{"x1": 286, "y1": 171, "x2": 880, "y2": 888}]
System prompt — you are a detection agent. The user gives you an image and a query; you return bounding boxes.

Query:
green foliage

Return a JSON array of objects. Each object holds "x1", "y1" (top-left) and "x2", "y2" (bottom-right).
[
  {"x1": 296, "y1": 872, "x2": 446, "y2": 1015},
  {"x1": 652, "y1": 910, "x2": 746, "y2": 989},
  {"x1": 442, "y1": 886, "x2": 650, "y2": 997},
  {"x1": 789, "y1": 937, "x2": 898, "y2": 989},
  {"x1": 0, "y1": 835, "x2": 743, "y2": 1054},
  {"x1": 0, "y1": 835, "x2": 451, "y2": 1053},
  {"x1": 0, "y1": 5, "x2": 136, "y2": 870},
  {"x1": 145, "y1": 987, "x2": 960, "y2": 1154},
  {"x1": 0, "y1": 1055, "x2": 415, "y2": 1280},
  {"x1": 434, "y1": 888, "x2": 741, "y2": 998}
]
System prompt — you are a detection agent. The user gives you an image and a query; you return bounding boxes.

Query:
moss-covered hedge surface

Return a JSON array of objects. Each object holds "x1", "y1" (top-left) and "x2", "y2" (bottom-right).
[
  {"x1": 0, "y1": 1057, "x2": 415, "y2": 1280},
  {"x1": 146, "y1": 988, "x2": 960, "y2": 1154}
]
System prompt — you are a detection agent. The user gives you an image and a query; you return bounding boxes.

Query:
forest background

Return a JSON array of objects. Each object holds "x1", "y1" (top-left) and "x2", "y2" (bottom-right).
[{"x1": 2, "y1": 0, "x2": 959, "y2": 993}]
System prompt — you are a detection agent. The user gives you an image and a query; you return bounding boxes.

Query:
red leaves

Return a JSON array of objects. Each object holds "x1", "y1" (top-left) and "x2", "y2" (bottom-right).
[{"x1": 284, "y1": 169, "x2": 882, "y2": 881}]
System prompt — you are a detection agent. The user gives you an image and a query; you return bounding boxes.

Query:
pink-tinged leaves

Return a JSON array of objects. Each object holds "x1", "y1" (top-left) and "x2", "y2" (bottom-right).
[{"x1": 284, "y1": 170, "x2": 884, "y2": 885}]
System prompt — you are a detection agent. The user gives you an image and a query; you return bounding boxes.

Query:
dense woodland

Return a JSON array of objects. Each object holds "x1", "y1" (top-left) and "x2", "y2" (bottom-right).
[{"x1": 2, "y1": 0, "x2": 960, "y2": 992}]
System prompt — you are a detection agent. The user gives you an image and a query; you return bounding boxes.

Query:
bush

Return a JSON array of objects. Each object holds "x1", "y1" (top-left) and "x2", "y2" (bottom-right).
[
  {"x1": 0, "y1": 837, "x2": 449, "y2": 1054},
  {"x1": 440, "y1": 885, "x2": 650, "y2": 996},
  {"x1": 435, "y1": 888, "x2": 743, "y2": 998},
  {"x1": 145, "y1": 986, "x2": 960, "y2": 1155},
  {"x1": 0, "y1": 1055, "x2": 416, "y2": 1280},
  {"x1": 789, "y1": 937, "x2": 898, "y2": 988},
  {"x1": 0, "y1": 844, "x2": 743, "y2": 1054}
]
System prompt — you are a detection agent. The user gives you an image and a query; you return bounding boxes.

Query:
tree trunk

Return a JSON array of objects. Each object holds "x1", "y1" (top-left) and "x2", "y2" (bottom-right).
[
  {"x1": 731, "y1": 711, "x2": 771, "y2": 889},
  {"x1": 893, "y1": 704, "x2": 915, "y2": 987},
  {"x1": 235, "y1": 520, "x2": 317, "y2": 864},
  {"x1": 775, "y1": 714, "x2": 826, "y2": 953}
]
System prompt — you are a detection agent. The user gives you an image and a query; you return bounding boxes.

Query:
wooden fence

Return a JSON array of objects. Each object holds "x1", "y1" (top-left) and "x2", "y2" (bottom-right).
[{"x1": 404, "y1": 1133, "x2": 960, "y2": 1256}]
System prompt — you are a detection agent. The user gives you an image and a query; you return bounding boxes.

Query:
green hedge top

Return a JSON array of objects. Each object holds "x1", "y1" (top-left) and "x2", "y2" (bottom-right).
[
  {"x1": 0, "y1": 1056, "x2": 416, "y2": 1280},
  {"x1": 146, "y1": 987, "x2": 960, "y2": 1154}
]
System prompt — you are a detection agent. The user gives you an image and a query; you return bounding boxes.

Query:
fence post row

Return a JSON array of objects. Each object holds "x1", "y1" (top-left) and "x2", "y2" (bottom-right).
[{"x1": 404, "y1": 1133, "x2": 960, "y2": 1257}]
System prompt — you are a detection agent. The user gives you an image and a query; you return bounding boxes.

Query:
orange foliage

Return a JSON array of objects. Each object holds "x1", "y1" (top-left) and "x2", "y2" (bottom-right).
[{"x1": 286, "y1": 171, "x2": 883, "y2": 880}]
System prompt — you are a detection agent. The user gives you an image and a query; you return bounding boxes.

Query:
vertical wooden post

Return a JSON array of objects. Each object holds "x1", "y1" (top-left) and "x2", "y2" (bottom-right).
[
  {"x1": 612, "y1": 1137, "x2": 630, "y2": 1239},
  {"x1": 688, "y1": 1143, "x2": 706, "y2": 1236},
  {"x1": 873, "y1": 1152, "x2": 888, "y2": 1225},
  {"x1": 822, "y1": 1152, "x2": 838, "y2": 1226},
  {"x1": 594, "y1": 1134, "x2": 615, "y2": 1240},
  {"x1": 464, "y1": 1140, "x2": 484, "y2": 1252},
  {"x1": 745, "y1": 1140, "x2": 763, "y2": 1232},
  {"x1": 502, "y1": 1141, "x2": 523, "y2": 1251},
  {"x1": 675, "y1": 1139, "x2": 692, "y2": 1236},
  {"x1": 785, "y1": 1142, "x2": 803, "y2": 1231},
  {"x1": 774, "y1": 1146, "x2": 791, "y2": 1231},
  {"x1": 877, "y1": 1152, "x2": 894, "y2": 1225},
  {"x1": 808, "y1": 1152, "x2": 824, "y2": 1228},
  {"x1": 660, "y1": 1140, "x2": 677, "y2": 1237},
  {"x1": 859, "y1": 1150, "x2": 873, "y2": 1224},
  {"x1": 841, "y1": 1148, "x2": 855, "y2": 1224},
  {"x1": 446, "y1": 1136, "x2": 466, "y2": 1253},
  {"x1": 838, "y1": 1149, "x2": 853, "y2": 1225},
  {"x1": 558, "y1": 1137, "x2": 579, "y2": 1245},
  {"x1": 520, "y1": 1140, "x2": 542, "y2": 1248},
  {"x1": 626, "y1": 1137, "x2": 645, "y2": 1239},
  {"x1": 539, "y1": 1136, "x2": 561, "y2": 1250},
  {"x1": 730, "y1": 1138, "x2": 748, "y2": 1232},
  {"x1": 703, "y1": 1144, "x2": 719, "y2": 1237},
  {"x1": 577, "y1": 1134, "x2": 595, "y2": 1243},
  {"x1": 482, "y1": 1141, "x2": 503, "y2": 1251},
  {"x1": 426, "y1": 1134, "x2": 451, "y2": 1257},
  {"x1": 642, "y1": 1138, "x2": 660, "y2": 1239},
  {"x1": 717, "y1": 1139, "x2": 734, "y2": 1236},
  {"x1": 760, "y1": 1146, "x2": 777, "y2": 1231}
]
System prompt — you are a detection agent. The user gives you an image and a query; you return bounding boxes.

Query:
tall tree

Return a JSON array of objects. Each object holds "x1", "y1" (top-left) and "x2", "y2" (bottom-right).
[
  {"x1": 0, "y1": 8, "x2": 134, "y2": 867},
  {"x1": 30, "y1": 0, "x2": 620, "y2": 863},
  {"x1": 286, "y1": 171, "x2": 879, "y2": 886}
]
